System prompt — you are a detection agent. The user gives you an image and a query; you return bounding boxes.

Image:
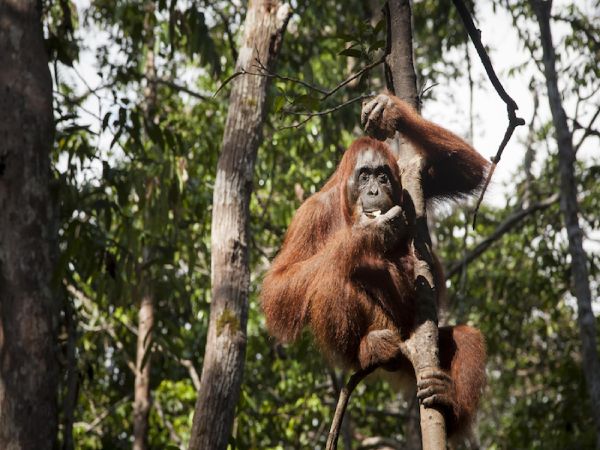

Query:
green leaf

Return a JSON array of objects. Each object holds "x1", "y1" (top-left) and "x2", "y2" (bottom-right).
[
  {"x1": 292, "y1": 94, "x2": 320, "y2": 111},
  {"x1": 339, "y1": 48, "x2": 362, "y2": 58},
  {"x1": 273, "y1": 95, "x2": 286, "y2": 113}
]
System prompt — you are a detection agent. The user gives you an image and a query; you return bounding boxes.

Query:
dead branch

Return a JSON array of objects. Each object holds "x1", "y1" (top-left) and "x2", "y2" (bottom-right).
[{"x1": 451, "y1": 0, "x2": 526, "y2": 226}]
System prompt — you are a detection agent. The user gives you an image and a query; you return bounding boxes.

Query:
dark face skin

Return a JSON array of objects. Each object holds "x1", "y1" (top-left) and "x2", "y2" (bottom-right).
[{"x1": 347, "y1": 148, "x2": 401, "y2": 217}]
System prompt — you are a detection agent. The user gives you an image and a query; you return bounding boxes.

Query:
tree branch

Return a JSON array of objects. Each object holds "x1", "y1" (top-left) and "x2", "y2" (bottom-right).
[
  {"x1": 573, "y1": 106, "x2": 600, "y2": 153},
  {"x1": 326, "y1": 366, "x2": 377, "y2": 450},
  {"x1": 278, "y1": 94, "x2": 372, "y2": 130},
  {"x1": 254, "y1": 56, "x2": 386, "y2": 102},
  {"x1": 151, "y1": 77, "x2": 214, "y2": 101},
  {"x1": 451, "y1": 0, "x2": 526, "y2": 225},
  {"x1": 445, "y1": 193, "x2": 559, "y2": 278},
  {"x1": 213, "y1": 55, "x2": 385, "y2": 103}
]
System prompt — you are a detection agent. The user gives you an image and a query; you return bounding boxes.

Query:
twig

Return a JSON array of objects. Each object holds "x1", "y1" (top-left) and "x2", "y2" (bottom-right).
[
  {"x1": 254, "y1": 56, "x2": 385, "y2": 102},
  {"x1": 213, "y1": 70, "x2": 245, "y2": 97},
  {"x1": 451, "y1": 0, "x2": 526, "y2": 226},
  {"x1": 155, "y1": 398, "x2": 184, "y2": 448},
  {"x1": 180, "y1": 359, "x2": 201, "y2": 391},
  {"x1": 214, "y1": 55, "x2": 385, "y2": 102},
  {"x1": 278, "y1": 94, "x2": 372, "y2": 130},
  {"x1": 326, "y1": 366, "x2": 377, "y2": 450},
  {"x1": 573, "y1": 106, "x2": 600, "y2": 152},
  {"x1": 151, "y1": 77, "x2": 213, "y2": 101},
  {"x1": 75, "y1": 395, "x2": 132, "y2": 433},
  {"x1": 445, "y1": 193, "x2": 559, "y2": 278}
]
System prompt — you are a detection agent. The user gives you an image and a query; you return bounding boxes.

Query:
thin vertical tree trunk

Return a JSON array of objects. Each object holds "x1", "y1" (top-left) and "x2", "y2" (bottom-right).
[
  {"x1": 188, "y1": 2, "x2": 290, "y2": 450},
  {"x1": 383, "y1": 0, "x2": 419, "y2": 165},
  {"x1": 384, "y1": 2, "x2": 446, "y2": 449},
  {"x1": 134, "y1": 293, "x2": 154, "y2": 450},
  {"x1": 531, "y1": 2, "x2": 600, "y2": 448},
  {"x1": 134, "y1": 4, "x2": 157, "y2": 449},
  {"x1": 0, "y1": 1, "x2": 59, "y2": 448},
  {"x1": 62, "y1": 297, "x2": 79, "y2": 450}
]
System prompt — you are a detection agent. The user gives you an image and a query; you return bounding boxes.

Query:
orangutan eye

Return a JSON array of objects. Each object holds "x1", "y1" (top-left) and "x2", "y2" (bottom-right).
[
  {"x1": 358, "y1": 171, "x2": 369, "y2": 183},
  {"x1": 377, "y1": 173, "x2": 388, "y2": 183}
]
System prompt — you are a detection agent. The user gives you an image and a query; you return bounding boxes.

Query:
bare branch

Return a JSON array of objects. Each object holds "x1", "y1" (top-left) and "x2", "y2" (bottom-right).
[
  {"x1": 151, "y1": 77, "x2": 214, "y2": 101},
  {"x1": 446, "y1": 193, "x2": 559, "y2": 278},
  {"x1": 180, "y1": 359, "x2": 201, "y2": 391},
  {"x1": 278, "y1": 94, "x2": 372, "y2": 130},
  {"x1": 213, "y1": 53, "x2": 385, "y2": 108},
  {"x1": 253, "y1": 56, "x2": 386, "y2": 102},
  {"x1": 326, "y1": 366, "x2": 377, "y2": 450},
  {"x1": 573, "y1": 106, "x2": 600, "y2": 152},
  {"x1": 75, "y1": 395, "x2": 132, "y2": 433},
  {"x1": 451, "y1": 0, "x2": 526, "y2": 226}
]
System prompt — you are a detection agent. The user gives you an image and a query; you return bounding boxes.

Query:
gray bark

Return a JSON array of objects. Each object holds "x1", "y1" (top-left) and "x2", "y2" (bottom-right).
[
  {"x1": 531, "y1": 2, "x2": 600, "y2": 448},
  {"x1": 188, "y1": 2, "x2": 290, "y2": 449},
  {"x1": 0, "y1": 1, "x2": 59, "y2": 448}
]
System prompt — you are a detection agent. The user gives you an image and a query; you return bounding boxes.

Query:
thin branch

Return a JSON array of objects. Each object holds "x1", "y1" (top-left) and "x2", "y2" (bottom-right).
[
  {"x1": 278, "y1": 94, "x2": 372, "y2": 130},
  {"x1": 451, "y1": 0, "x2": 526, "y2": 226},
  {"x1": 151, "y1": 77, "x2": 214, "y2": 101},
  {"x1": 213, "y1": 70, "x2": 245, "y2": 97},
  {"x1": 179, "y1": 359, "x2": 201, "y2": 391},
  {"x1": 573, "y1": 106, "x2": 600, "y2": 152},
  {"x1": 75, "y1": 395, "x2": 132, "y2": 433},
  {"x1": 446, "y1": 193, "x2": 559, "y2": 278},
  {"x1": 214, "y1": 54, "x2": 385, "y2": 102},
  {"x1": 326, "y1": 366, "x2": 377, "y2": 450},
  {"x1": 155, "y1": 398, "x2": 184, "y2": 448},
  {"x1": 254, "y1": 56, "x2": 386, "y2": 102}
]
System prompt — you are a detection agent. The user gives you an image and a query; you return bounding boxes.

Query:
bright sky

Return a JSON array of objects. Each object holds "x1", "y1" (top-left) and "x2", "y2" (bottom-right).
[{"x1": 67, "y1": 0, "x2": 596, "y2": 208}]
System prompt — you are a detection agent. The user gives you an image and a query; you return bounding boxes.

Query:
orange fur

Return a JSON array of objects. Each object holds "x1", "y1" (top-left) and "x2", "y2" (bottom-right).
[{"x1": 261, "y1": 94, "x2": 488, "y2": 436}]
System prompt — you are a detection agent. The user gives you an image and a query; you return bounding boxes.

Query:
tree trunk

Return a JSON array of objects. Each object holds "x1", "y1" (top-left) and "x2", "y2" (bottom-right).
[
  {"x1": 61, "y1": 297, "x2": 79, "y2": 450},
  {"x1": 188, "y1": 2, "x2": 290, "y2": 450},
  {"x1": 531, "y1": 2, "x2": 600, "y2": 448},
  {"x1": 0, "y1": 1, "x2": 59, "y2": 448},
  {"x1": 383, "y1": 0, "x2": 420, "y2": 164},
  {"x1": 384, "y1": 2, "x2": 446, "y2": 449},
  {"x1": 133, "y1": 293, "x2": 154, "y2": 450},
  {"x1": 133, "y1": 5, "x2": 157, "y2": 449}
]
